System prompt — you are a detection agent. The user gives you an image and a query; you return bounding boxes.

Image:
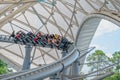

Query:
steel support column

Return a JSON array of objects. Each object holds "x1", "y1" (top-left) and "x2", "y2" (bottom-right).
[
  {"x1": 50, "y1": 74, "x2": 59, "y2": 80},
  {"x1": 22, "y1": 45, "x2": 32, "y2": 70},
  {"x1": 61, "y1": 51, "x2": 69, "y2": 80},
  {"x1": 71, "y1": 59, "x2": 80, "y2": 80},
  {"x1": 50, "y1": 51, "x2": 68, "y2": 80}
]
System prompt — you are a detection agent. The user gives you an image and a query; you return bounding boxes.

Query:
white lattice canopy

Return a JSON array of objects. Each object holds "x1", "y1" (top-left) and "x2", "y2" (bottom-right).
[{"x1": 0, "y1": 0, "x2": 120, "y2": 71}]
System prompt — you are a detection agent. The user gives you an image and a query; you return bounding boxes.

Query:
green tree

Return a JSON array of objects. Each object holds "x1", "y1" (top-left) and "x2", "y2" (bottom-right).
[
  {"x1": 87, "y1": 50, "x2": 110, "y2": 72},
  {"x1": 104, "y1": 51, "x2": 120, "y2": 80},
  {"x1": 79, "y1": 72, "x2": 87, "y2": 80},
  {"x1": 0, "y1": 59, "x2": 12, "y2": 74},
  {"x1": 104, "y1": 72, "x2": 120, "y2": 80},
  {"x1": 111, "y1": 51, "x2": 120, "y2": 72}
]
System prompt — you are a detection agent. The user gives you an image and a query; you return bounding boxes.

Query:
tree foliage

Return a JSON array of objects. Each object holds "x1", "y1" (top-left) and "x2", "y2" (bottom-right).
[
  {"x1": 0, "y1": 59, "x2": 12, "y2": 74},
  {"x1": 86, "y1": 50, "x2": 120, "y2": 80},
  {"x1": 104, "y1": 51, "x2": 120, "y2": 80},
  {"x1": 104, "y1": 72, "x2": 120, "y2": 80},
  {"x1": 111, "y1": 51, "x2": 120, "y2": 71},
  {"x1": 87, "y1": 50, "x2": 110, "y2": 72}
]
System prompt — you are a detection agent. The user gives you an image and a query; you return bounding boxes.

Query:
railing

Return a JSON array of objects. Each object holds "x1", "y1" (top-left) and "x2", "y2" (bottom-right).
[
  {"x1": 1, "y1": 45, "x2": 80, "y2": 80},
  {"x1": 0, "y1": 35, "x2": 72, "y2": 51}
]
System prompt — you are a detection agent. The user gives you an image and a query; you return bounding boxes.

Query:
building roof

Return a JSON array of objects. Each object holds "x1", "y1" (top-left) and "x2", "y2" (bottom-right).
[{"x1": 0, "y1": 0, "x2": 119, "y2": 71}]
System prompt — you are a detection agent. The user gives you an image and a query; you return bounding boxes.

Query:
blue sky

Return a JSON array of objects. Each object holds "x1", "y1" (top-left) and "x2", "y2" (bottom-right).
[
  {"x1": 90, "y1": 19, "x2": 120, "y2": 57},
  {"x1": 81, "y1": 19, "x2": 120, "y2": 79}
]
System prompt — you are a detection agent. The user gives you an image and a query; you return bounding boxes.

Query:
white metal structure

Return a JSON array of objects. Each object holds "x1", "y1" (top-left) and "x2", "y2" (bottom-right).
[{"x1": 0, "y1": 0, "x2": 120, "y2": 79}]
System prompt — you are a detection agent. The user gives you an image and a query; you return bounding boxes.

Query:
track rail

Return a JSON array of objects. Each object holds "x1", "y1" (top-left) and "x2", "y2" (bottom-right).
[
  {"x1": 0, "y1": 35, "x2": 42, "y2": 46},
  {"x1": 0, "y1": 35, "x2": 80, "y2": 80},
  {"x1": 0, "y1": 35, "x2": 71, "y2": 50}
]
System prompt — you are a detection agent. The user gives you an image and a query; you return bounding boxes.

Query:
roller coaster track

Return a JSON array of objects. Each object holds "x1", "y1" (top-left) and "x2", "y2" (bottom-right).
[
  {"x1": 0, "y1": 35, "x2": 115, "y2": 80},
  {"x1": 0, "y1": 35, "x2": 43, "y2": 46},
  {"x1": 0, "y1": 35, "x2": 80, "y2": 80}
]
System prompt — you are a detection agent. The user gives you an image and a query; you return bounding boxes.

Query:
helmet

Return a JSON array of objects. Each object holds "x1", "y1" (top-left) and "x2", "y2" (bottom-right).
[{"x1": 54, "y1": 34, "x2": 59, "y2": 39}]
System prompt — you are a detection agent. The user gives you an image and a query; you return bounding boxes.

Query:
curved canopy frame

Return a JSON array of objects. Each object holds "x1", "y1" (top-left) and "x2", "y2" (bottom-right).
[{"x1": 0, "y1": 0, "x2": 120, "y2": 71}]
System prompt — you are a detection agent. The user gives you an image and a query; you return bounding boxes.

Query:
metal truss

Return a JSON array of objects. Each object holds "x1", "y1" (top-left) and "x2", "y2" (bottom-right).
[{"x1": 0, "y1": 1, "x2": 119, "y2": 79}]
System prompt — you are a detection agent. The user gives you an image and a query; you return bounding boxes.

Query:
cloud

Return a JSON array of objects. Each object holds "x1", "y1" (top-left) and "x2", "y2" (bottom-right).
[
  {"x1": 106, "y1": 53, "x2": 112, "y2": 58},
  {"x1": 90, "y1": 44, "x2": 113, "y2": 58},
  {"x1": 90, "y1": 44, "x2": 107, "y2": 50},
  {"x1": 94, "y1": 19, "x2": 119, "y2": 37}
]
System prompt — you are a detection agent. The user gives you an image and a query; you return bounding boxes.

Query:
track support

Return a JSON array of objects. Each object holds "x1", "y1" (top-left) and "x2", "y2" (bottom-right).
[
  {"x1": 61, "y1": 51, "x2": 69, "y2": 80},
  {"x1": 71, "y1": 49, "x2": 80, "y2": 80},
  {"x1": 22, "y1": 44, "x2": 32, "y2": 70}
]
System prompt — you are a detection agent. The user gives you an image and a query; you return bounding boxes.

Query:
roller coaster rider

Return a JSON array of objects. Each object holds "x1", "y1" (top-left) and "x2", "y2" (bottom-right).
[
  {"x1": 14, "y1": 30, "x2": 22, "y2": 43},
  {"x1": 12, "y1": 31, "x2": 73, "y2": 50},
  {"x1": 9, "y1": 31, "x2": 15, "y2": 38},
  {"x1": 33, "y1": 31, "x2": 45, "y2": 46}
]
